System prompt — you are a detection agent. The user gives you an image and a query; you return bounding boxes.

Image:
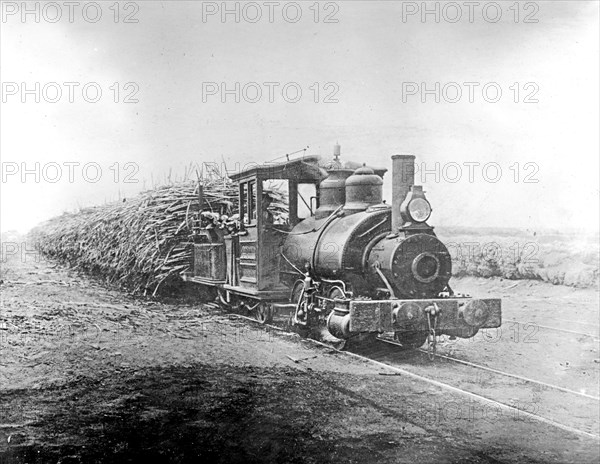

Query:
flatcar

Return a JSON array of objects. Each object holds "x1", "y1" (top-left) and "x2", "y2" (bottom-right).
[{"x1": 182, "y1": 146, "x2": 501, "y2": 351}]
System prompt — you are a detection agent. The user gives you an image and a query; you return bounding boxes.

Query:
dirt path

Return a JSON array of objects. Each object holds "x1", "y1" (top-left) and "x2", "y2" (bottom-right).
[{"x1": 1, "y1": 253, "x2": 599, "y2": 463}]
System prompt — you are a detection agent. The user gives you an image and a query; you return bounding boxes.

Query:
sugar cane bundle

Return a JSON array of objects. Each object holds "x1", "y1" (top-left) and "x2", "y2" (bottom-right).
[{"x1": 29, "y1": 178, "x2": 288, "y2": 296}]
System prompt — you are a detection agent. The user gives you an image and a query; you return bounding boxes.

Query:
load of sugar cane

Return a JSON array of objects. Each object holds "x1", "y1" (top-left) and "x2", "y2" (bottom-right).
[{"x1": 29, "y1": 177, "x2": 288, "y2": 296}]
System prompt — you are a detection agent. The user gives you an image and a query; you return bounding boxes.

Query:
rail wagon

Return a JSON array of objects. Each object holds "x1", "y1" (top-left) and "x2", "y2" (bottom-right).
[{"x1": 182, "y1": 146, "x2": 501, "y2": 350}]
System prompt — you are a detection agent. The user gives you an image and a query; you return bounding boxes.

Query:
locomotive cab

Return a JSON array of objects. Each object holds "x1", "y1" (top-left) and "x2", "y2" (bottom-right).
[
  {"x1": 228, "y1": 156, "x2": 325, "y2": 293},
  {"x1": 183, "y1": 154, "x2": 329, "y2": 322}
]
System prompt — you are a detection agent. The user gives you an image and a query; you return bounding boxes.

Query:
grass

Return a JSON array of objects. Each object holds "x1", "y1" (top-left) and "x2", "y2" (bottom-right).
[{"x1": 436, "y1": 226, "x2": 599, "y2": 289}]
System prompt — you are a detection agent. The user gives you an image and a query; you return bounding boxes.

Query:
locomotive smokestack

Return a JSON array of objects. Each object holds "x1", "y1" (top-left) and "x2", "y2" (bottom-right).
[{"x1": 391, "y1": 154, "x2": 415, "y2": 232}]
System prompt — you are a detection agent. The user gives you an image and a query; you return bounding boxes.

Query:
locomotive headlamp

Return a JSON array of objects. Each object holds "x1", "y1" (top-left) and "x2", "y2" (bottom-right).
[
  {"x1": 408, "y1": 197, "x2": 431, "y2": 223},
  {"x1": 400, "y1": 185, "x2": 432, "y2": 225}
]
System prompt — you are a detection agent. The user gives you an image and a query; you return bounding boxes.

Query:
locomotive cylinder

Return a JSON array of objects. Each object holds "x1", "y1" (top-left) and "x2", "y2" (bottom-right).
[
  {"x1": 327, "y1": 305, "x2": 351, "y2": 339},
  {"x1": 391, "y1": 154, "x2": 415, "y2": 233}
]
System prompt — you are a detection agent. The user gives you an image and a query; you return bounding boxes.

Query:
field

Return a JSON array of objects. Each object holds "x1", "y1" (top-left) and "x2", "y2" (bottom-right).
[
  {"x1": 1, "y1": 235, "x2": 598, "y2": 463},
  {"x1": 1, "y1": 210, "x2": 598, "y2": 463},
  {"x1": 436, "y1": 227, "x2": 599, "y2": 289},
  {"x1": 2, "y1": 197, "x2": 599, "y2": 463}
]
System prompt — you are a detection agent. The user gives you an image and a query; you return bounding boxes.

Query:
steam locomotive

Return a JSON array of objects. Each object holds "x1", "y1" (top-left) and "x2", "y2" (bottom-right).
[{"x1": 182, "y1": 146, "x2": 501, "y2": 349}]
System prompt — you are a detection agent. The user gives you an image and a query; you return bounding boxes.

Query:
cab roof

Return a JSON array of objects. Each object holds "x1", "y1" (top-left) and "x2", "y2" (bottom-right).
[{"x1": 229, "y1": 155, "x2": 325, "y2": 183}]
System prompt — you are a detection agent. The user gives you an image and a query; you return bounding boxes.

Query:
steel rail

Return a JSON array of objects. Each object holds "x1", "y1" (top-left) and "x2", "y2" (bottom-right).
[
  {"x1": 405, "y1": 343, "x2": 600, "y2": 401},
  {"x1": 546, "y1": 317, "x2": 600, "y2": 328},
  {"x1": 508, "y1": 319, "x2": 600, "y2": 340}
]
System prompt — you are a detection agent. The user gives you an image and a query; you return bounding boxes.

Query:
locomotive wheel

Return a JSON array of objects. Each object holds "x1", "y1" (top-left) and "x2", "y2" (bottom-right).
[
  {"x1": 254, "y1": 303, "x2": 273, "y2": 324},
  {"x1": 328, "y1": 286, "x2": 345, "y2": 307},
  {"x1": 394, "y1": 331, "x2": 428, "y2": 350},
  {"x1": 217, "y1": 290, "x2": 249, "y2": 317},
  {"x1": 290, "y1": 280, "x2": 304, "y2": 306}
]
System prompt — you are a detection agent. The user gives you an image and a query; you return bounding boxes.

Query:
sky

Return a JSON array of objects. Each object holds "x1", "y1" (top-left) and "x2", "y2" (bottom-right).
[{"x1": 1, "y1": 0, "x2": 599, "y2": 233}]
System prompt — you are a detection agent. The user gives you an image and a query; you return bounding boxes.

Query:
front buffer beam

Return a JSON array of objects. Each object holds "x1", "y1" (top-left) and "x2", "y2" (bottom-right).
[{"x1": 327, "y1": 298, "x2": 501, "y2": 340}]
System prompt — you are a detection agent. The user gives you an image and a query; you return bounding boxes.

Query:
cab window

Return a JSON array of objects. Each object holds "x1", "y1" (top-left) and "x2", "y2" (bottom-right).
[
  {"x1": 241, "y1": 180, "x2": 257, "y2": 226},
  {"x1": 263, "y1": 179, "x2": 290, "y2": 226},
  {"x1": 297, "y1": 183, "x2": 316, "y2": 220}
]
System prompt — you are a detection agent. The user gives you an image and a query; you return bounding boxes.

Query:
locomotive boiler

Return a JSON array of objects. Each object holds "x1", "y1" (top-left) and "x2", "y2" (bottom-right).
[{"x1": 182, "y1": 146, "x2": 501, "y2": 350}]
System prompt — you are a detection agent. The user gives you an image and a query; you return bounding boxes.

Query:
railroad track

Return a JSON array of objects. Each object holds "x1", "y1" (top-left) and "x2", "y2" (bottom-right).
[
  {"x1": 221, "y1": 309, "x2": 600, "y2": 442},
  {"x1": 346, "y1": 338, "x2": 599, "y2": 439},
  {"x1": 546, "y1": 317, "x2": 600, "y2": 328},
  {"x1": 414, "y1": 345, "x2": 600, "y2": 401}
]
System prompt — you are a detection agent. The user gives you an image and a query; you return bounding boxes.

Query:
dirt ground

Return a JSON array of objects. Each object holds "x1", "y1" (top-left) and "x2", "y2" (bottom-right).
[{"x1": 1, "y1": 250, "x2": 599, "y2": 463}]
